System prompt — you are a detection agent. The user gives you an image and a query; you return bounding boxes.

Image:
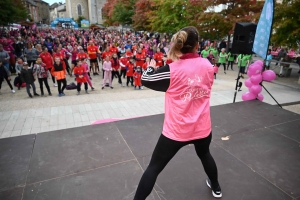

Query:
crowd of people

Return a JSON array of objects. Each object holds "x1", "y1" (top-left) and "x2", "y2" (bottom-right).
[{"x1": 3, "y1": 26, "x2": 296, "y2": 98}]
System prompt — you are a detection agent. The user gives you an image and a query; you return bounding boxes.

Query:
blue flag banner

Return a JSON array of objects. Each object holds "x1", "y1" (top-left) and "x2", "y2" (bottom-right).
[{"x1": 252, "y1": 0, "x2": 274, "y2": 59}]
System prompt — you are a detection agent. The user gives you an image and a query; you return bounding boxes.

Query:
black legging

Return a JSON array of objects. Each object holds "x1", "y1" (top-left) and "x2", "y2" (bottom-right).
[
  {"x1": 126, "y1": 76, "x2": 133, "y2": 86},
  {"x1": 77, "y1": 82, "x2": 88, "y2": 91},
  {"x1": 218, "y1": 63, "x2": 226, "y2": 72},
  {"x1": 112, "y1": 70, "x2": 122, "y2": 83},
  {"x1": 57, "y1": 79, "x2": 66, "y2": 94},
  {"x1": 134, "y1": 133, "x2": 219, "y2": 200},
  {"x1": 27, "y1": 60, "x2": 36, "y2": 68},
  {"x1": 0, "y1": 77, "x2": 13, "y2": 90},
  {"x1": 227, "y1": 61, "x2": 234, "y2": 70},
  {"x1": 47, "y1": 68, "x2": 55, "y2": 84},
  {"x1": 38, "y1": 78, "x2": 51, "y2": 94}
]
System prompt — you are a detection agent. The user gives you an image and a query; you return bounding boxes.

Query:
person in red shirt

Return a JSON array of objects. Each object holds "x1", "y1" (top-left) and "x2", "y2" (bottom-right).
[
  {"x1": 87, "y1": 41, "x2": 100, "y2": 75},
  {"x1": 125, "y1": 48, "x2": 134, "y2": 58},
  {"x1": 119, "y1": 53, "x2": 128, "y2": 79},
  {"x1": 135, "y1": 48, "x2": 145, "y2": 68},
  {"x1": 133, "y1": 66, "x2": 142, "y2": 90},
  {"x1": 126, "y1": 57, "x2": 135, "y2": 87},
  {"x1": 76, "y1": 47, "x2": 89, "y2": 60},
  {"x1": 74, "y1": 59, "x2": 88, "y2": 95},
  {"x1": 110, "y1": 44, "x2": 118, "y2": 55},
  {"x1": 40, "y1": 47, "x2": 56, "y2": 86},
  {"x1": 142, "y1": 57, "x2": 150, "y2": 71},
  {"x1": 111, "y1": 53, "x2": 124, "y2": 86},
  {"x1": 154, "y1": 48, "x2": 164, "y2": 67}
]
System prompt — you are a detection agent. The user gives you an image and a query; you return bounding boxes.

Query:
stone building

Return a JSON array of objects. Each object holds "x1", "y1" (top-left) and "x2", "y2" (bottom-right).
[
  {"x1": 49, "y1": 3, "x2": 59, "y2": 22},
  {"x1": 57, "y1": 3, "x2": 67, "y2": 18},
  {"x1": 22, "y1": 0, "x2": 39, "y2": 23},
  {"x1": 34, "y1": 0, "x2": 50, "y2": 24},
  {"x1": 65, "y1": 0, "x2": 107, "y2": 24}
]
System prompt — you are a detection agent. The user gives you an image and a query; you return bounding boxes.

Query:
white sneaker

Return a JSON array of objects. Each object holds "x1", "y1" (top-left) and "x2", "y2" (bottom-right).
[
  {"x1": 11, "y1": 90, "x2": 15, "y2": 93},
  {"x1": 122, "y1": 84, "x2": 125, "y2": 87},
  {"x1": 54, "y1": 83, "x2": 58, "y2": 87}
]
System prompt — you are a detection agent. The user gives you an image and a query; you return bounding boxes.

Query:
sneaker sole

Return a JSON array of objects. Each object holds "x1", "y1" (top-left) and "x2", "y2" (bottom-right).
[{"x1": 206, "y1": 180, "x2": 222, "y2": 198}]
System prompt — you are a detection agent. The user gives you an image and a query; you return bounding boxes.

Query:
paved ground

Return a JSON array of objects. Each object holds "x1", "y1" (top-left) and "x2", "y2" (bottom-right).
[{"x1": 0, "y1": 59, "x2": 299, "y2": 138}]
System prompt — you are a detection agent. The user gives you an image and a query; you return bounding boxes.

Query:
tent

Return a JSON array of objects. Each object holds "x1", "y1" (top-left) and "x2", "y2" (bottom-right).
[
  {"x1": 89, "y1": 24, "x2": 105, "y2": 30},
  {"x1": 50, "y1": 18, "x2": 78, "y2": 29}
]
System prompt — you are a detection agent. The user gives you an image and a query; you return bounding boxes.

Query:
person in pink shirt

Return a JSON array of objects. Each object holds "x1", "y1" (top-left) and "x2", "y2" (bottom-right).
[
  {"x1": 134, "y1": 26, "x2": 221, "y2": 199},
  {"x1": 82, "y1": 58, "x2": 94, "y2": 90},
  {"x1": 102, "y1": 56, "x2": 113, "y2": 89}
]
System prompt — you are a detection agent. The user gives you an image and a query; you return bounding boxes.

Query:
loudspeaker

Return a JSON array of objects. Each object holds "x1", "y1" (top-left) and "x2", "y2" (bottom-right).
[{"x1": 231, "y1": 22, "x2": 257, "y2": 55}]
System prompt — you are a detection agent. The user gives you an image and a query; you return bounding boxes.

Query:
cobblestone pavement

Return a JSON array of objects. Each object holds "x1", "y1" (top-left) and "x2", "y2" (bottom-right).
[{"x1": 0, "y1": 61, "x2": 299, "y2": 138}]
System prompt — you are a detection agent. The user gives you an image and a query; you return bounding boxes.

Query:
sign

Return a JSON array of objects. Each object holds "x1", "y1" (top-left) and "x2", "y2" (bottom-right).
[
  {"x1": 252, "y1": 0, "x2": 274, "y2": 59},
  {"x1": 81, "y1": 20, "x2": 90, "y2": 28}
]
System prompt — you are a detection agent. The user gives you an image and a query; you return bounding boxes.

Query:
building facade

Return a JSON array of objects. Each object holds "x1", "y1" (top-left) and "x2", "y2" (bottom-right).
[
  {"x1": 65, "y1": 0, "x2": 107, "y2": 25},
  {"x1": 49, "y1": 3, "x2": 59, "y2": 22},
  {"x1": 22, "y1": 0, "x2": 39, "y2": 23},
  {"x1": 34, "y1": 0, "x2": 50, "y2": 24},
  {"x1": 57, "y1": 3, "x2": 67, "y2": 18}
]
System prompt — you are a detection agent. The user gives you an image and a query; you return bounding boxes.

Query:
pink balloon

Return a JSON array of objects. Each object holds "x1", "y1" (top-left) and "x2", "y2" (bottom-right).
[
  {"x1": 248, "y1": 63, "x2": 263, "y2": 75},
  {"x1": 257, "y1": 93, "x2": 264, "y2": 101},
  {"x1": 262, "y1": 70, "x2": 276, "y2": 82},
  {"x1": 250, "y1": 74, "x2": 263, "y2": 85},
  {"x1": 242, "y1": 92, "x2": 256, "y2": 101},
  {"x1": 245, "y1": 78, "x2": 253, "y2": 88},
  {"x1": 254, "y1": 60, "x2": 264, "y2": 67},
  {"x1": 247, "y1": 69, "x2": 256, "y2": 77},
  {"x1": 250, "y1": 85, "x2": 262, "y2": 94}
]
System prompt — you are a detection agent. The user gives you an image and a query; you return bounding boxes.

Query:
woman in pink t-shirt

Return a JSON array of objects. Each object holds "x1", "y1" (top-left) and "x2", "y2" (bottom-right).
[{"x1": 134, "y1": 27, "x2": 221, "y2": 199}]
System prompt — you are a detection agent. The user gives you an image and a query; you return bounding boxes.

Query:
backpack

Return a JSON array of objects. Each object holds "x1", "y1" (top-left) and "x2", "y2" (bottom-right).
[{"x1": 66, "y1": 82, "x2": 77, "y2": 90}]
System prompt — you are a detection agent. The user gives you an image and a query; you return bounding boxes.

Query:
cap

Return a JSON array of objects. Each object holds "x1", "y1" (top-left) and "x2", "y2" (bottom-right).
[{"x1": 23, "y1": 62, "x2": 29, "y2": 66}]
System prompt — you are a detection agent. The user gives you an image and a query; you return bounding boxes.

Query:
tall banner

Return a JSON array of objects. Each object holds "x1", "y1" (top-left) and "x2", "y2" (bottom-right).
[{"x1": 252, "y1": 0, "x2": 274, "y2": 59}]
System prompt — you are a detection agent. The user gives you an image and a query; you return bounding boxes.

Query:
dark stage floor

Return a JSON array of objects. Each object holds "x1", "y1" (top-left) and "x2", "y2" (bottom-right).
[{"x1": 0, "y1": 101, "x2": 299, "y2": 200}]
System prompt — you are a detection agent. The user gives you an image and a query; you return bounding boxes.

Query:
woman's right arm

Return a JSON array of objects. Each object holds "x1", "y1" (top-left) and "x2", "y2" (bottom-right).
[{"x1": 141, "y1": 62, "x2": 170, "y2": 92}]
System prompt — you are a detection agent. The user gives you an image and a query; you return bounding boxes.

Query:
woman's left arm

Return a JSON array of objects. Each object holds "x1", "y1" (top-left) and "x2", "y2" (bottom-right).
[{"x1": 141, "y1": 60, "x2": 170, "y2": 92}]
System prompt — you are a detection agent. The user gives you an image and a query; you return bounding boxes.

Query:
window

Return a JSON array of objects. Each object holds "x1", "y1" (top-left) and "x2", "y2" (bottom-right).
[{"x1": 77, "y1": 4, "x2": 82, "y2": 16}]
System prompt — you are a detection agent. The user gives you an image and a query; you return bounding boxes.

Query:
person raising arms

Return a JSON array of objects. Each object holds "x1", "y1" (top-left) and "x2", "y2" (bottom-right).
[{"x1": 135, "y1": 26, "x2": 221, "y2": 199}]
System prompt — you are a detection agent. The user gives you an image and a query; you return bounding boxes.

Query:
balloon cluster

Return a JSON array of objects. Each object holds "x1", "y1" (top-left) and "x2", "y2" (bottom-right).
[{"x1": 242, "y1": 60, "x2": 276, "y2": 101}]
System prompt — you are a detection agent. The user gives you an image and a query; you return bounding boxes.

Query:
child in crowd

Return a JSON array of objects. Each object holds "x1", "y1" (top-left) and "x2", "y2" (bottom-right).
[
  {"x1": 119, "y1": 53, "x2": 128, "y2": 79},
  {"x1": 20, "y1": 62, "x2": 39, "y2": 98},
  {"x1": 126, "y1": 57, "x2": 135, "y2": 87},
  {"x1": 102, "y1": 56, "x2": 113, "y2": 89},
  {"x1": 82, "y1": 58, "x2": 94, "y2": 90},
  {"x1": 133, "y1": 66, "x2": 142, "y2": 90},
  {"x1": 74, "y1": 59, "x2": 89, "y2": 95},
  {"x1": 33, "y1": 57, "x2": 52, "y2": 96},
  {"x1": 15, "y1": 58, "x2": 24, "y2": 90}
]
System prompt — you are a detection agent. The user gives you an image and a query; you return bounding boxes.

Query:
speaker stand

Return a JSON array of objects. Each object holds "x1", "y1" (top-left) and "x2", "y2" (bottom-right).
[{"x1": 233, "y1": 67, "x2": 243, "y2": 103}]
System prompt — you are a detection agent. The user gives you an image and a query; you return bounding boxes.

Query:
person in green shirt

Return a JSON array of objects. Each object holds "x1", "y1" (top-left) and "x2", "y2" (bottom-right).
[
  {"x1": 237, "y1": 54, "x2": 251, "y2": 78},
  {"x1": 227, "y1": 51, "x2": 235, "y2": 70},
  {"x1": 201, "y1": 46, "x2": 210, "y2": 58},
  {"x1": 218, "y1": 48, "x2": 227, "y2": 74}
]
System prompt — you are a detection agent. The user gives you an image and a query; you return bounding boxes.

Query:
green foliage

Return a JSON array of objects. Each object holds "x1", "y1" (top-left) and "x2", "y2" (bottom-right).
[
  {"x1": 76, "y1": 15, "x2": 86, "y2": 26},
  {"x1": 112, "y1": 0, "x2": 136, "y2": 25},
  {"x1": 0, "y1": 0, "x2": 28, "y2": 26},
  {"x1": 194, "y1": 0, "x2": 263, "y2": 40},
  {"x1": 272, "y1": 0, "x2": 300, "y2": 48}
]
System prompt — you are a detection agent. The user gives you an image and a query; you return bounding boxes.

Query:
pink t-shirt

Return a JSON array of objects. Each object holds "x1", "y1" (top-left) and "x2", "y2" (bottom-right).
[{"x1": 163, "y1": 54, "x2": 214, "y2": 141}]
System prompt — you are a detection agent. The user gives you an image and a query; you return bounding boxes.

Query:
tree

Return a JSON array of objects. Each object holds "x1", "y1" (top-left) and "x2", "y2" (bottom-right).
[
  {"x1": 147, "y1": 0, "x2": 203, "y2": 33},
  {"x1": 111, "y1": 0, "x2": 136, "y2": 26},
  {"x1": 272, "y1": 0, "x2": 300, "y2": 48},
  {"x1": 102, "y1": 0, "x2": 118, "y2": 26},
  {"x1": 132, "y1": 0, "x2": 153, "y2": 31},
  {"x1": 193, "y1": 0, "x2": 263, "y2": 42},
  {"x1": 0, "y1": 0, "x2": 28, "y2": 26}
]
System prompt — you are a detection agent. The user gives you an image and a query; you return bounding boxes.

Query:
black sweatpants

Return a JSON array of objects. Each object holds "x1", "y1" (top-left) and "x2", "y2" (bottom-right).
[
  {"x1": 0, "y1": 77, "x2": 13, "y2": 90},
  {"x1": 112, "y1": 70, "x2": 122, "y2": 83},
  {"x1": 217, "y1": 63, "x2": 226, "y2": 72},
  {"x1": 126, "y1": 76, "x2": 133, "y2": 86},
  {"x1": 47, "y1": 68, "x2": 55, "y2": 84},
  {"x1": 120, "y1": 69, "x2": 126, "y2": 78},
  {"x1": 133, "y1": 133, "x2": 219, "y2": 200},
  {"x1": 77, "y1": 82, "x2": 88, "y2": 91},
  {"x1": 57, "y1": 79, "x2": 66, "y2": 94},
  {"x1": 38, "y1": 78, "x2": 51, "y2": 94},
  {"x1": 63, "y1": 58, "x2": 71, "y2": 75}
]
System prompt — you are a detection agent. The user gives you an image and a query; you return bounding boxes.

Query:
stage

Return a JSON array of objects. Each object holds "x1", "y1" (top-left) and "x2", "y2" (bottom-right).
[{"x1": 0, "y1": 101, "x2": 299, "y2": 200}]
